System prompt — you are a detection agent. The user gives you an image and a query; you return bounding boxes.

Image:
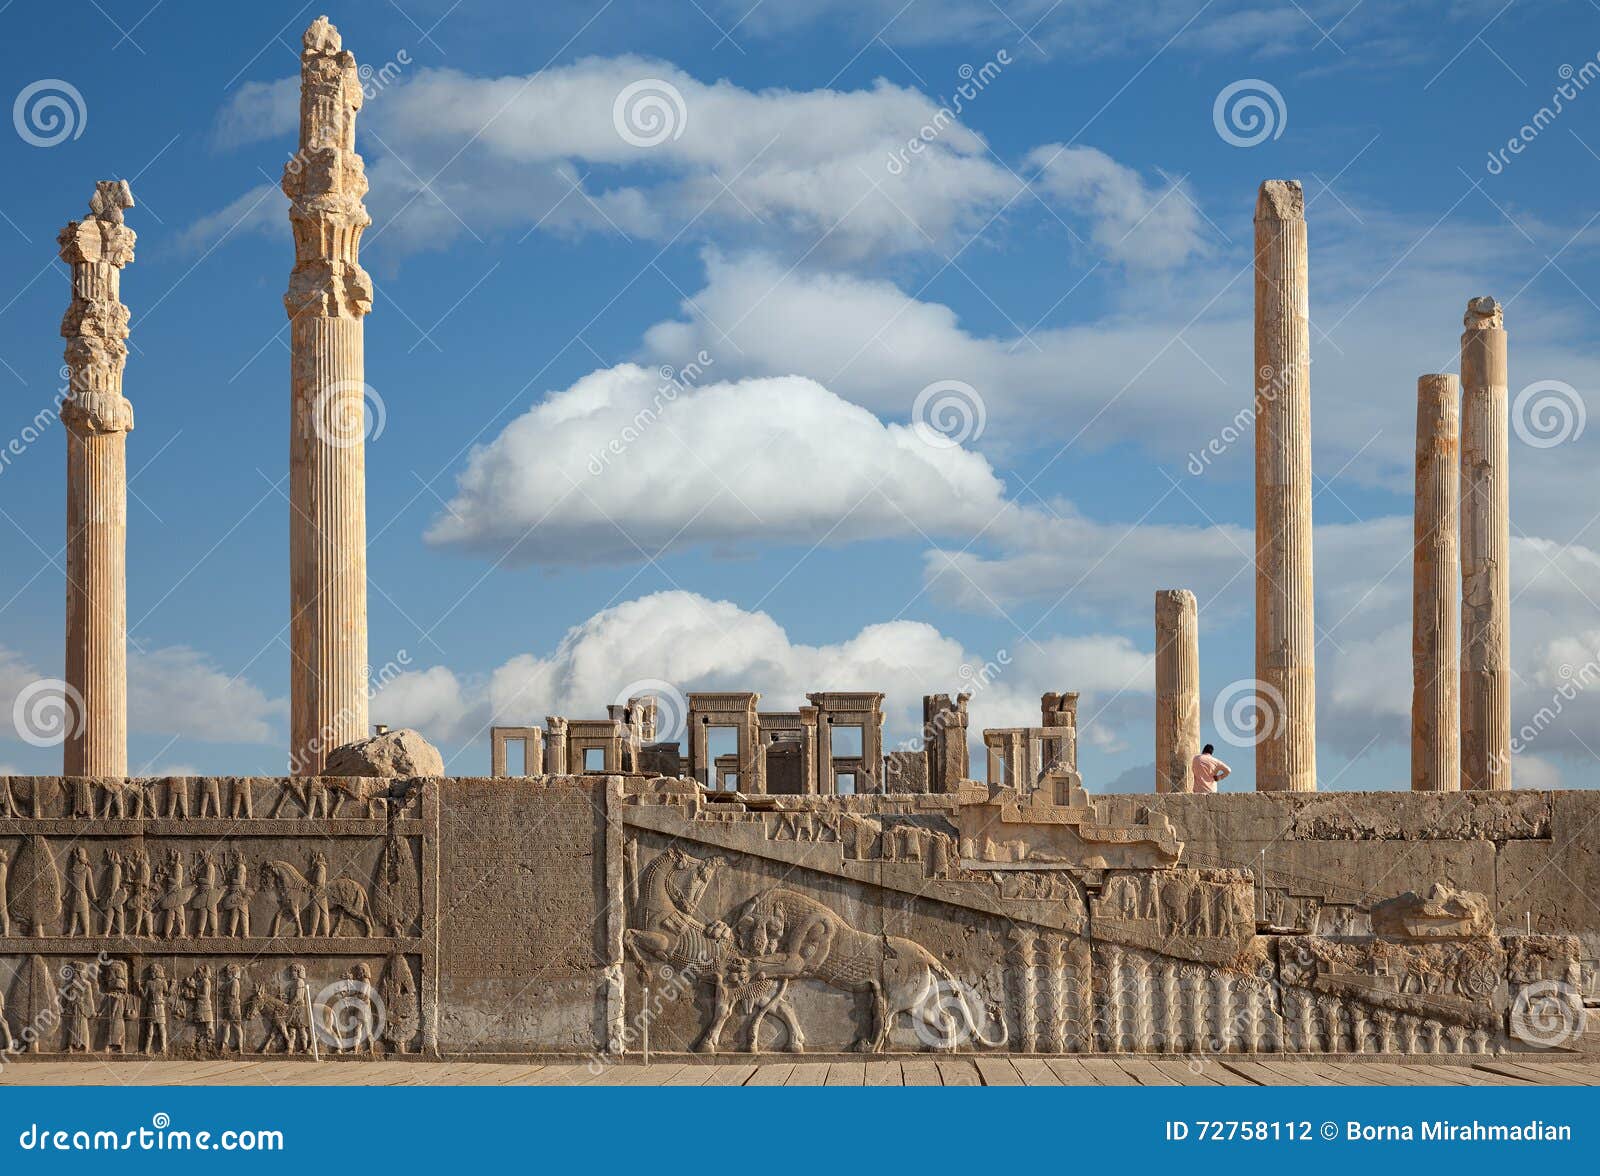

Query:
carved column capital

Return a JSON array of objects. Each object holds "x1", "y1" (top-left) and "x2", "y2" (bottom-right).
[
  {"x1": 282, "y1": 16, "x2": 371, "y2": 323},
  {"x1": 59, "y1": 181, "x2": 136, "y2": 436}
]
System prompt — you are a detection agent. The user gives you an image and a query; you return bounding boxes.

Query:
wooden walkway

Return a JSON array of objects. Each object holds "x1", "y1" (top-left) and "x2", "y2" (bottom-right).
[{"x1": 2, "y1": 1057, "x2": 1597, "y2": 1086}]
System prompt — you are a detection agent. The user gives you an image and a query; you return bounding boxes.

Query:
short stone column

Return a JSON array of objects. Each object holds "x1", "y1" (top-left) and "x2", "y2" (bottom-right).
[
  {"x1": 1460, "y1": 298, "x2": 1511, "y2": 790},
  {"x1": 58, "y1": 181, "x2": 136, "y2": 777},
  {"x1": 1154, "y1": 589, "x2": 1200, "y2": 793},
  {"x1": 1412, "y1": 375, "x2": 1461, "y2": 791},
  {"x1": 285, "y1": 16, "x2": 373, "y2": 774},
  {"x1": 1253, "y1": 179, "x2": 1317, "y2": 791}
]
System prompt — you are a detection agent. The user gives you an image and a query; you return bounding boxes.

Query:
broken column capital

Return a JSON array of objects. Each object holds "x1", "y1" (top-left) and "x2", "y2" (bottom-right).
[
  {"x1": 58, "y1": 181, "x2": 136, "y2": 437},
  {"x1": 1463, "y1": 295, "x2": 1504, "y2": 331}
]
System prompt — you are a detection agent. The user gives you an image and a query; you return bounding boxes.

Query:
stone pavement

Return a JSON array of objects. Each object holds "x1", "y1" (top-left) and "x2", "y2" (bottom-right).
[{"x1": 2, "y1": 1058, "x2": 1596, "y2": 1086}]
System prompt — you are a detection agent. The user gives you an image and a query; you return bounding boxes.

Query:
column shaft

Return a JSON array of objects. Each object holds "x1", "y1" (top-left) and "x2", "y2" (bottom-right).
[
  {"x1": 1412, "y1": 375, "x2": 1460, "y2": 791},
  {"x1": 1460, "y1": 298, "x2": 1510, "y2": 790},
  {"x1": 284, "y1": 17, "x2": 373, "y2": 774},
  {"x1": 1154, "y1": 589, "x2": 1200, "y2": 792},
  {"x1": 58, "y1": 181, "x2": 136, "y2": 777},
  {"x1": 1253, "y1": 180, "x2": 1317, "y2": 791}
]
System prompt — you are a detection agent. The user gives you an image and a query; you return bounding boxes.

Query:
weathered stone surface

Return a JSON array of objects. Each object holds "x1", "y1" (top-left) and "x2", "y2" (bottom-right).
[
  {"x1": 1153, "y1": 589, "x2": 1199, "y2": 793},
  {"x1": 1412, "y1": 374, "x2": 1460, "y2": 791},
  {"x1": 326, "y1": 728, "x2": 444, "y2": 778},
  {"x1": 435, "y1": 776, "x2": 612, "y2": 1054},
  {"x1": 1371, "y1": 884, "x2": 1494, "y2": 940},
  {"x1": 1253, "y1": 179, "x2": 1317, "y2": 792},
  {"x1": 1460, "y1": 296, "x2": 1511, "y2": 790}
]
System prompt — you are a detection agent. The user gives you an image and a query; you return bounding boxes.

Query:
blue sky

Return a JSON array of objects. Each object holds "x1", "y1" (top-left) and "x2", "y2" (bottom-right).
[{"x1": 3, "y1": 0, "x2": 1600, "y2": 789}]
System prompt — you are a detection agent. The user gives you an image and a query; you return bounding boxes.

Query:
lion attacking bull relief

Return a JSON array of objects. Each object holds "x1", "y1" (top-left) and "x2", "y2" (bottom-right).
[{"x1": 625, "y1": 848, "x2": 1007, "y2": 1054}]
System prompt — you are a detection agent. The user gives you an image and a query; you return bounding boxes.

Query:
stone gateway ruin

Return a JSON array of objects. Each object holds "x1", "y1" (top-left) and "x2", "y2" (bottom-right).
[{"x1": 4, "y1": 18, "x2": 1595, "y2": 1068}]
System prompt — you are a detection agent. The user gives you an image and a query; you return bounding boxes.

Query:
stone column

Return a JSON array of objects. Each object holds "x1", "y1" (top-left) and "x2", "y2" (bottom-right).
[
  {"x1": 1253, "y1": 180, "x2": 1317, "y2": 791},
  {"x1": 1412, "y1": 375, "x2": 1461, "y2": 791},
  {"x1": 59, "y1": 181, "x2": 136, "y2": 777},
  {"x1": 1154, "y1": 589, "x2": 1200, "y2": 793},
  {"x1": 284, "y1": 17, "x2": 373, "y2": 774},
  {"x1": 1460, "y1": 297, "x2": 1511, "y2": 789}
]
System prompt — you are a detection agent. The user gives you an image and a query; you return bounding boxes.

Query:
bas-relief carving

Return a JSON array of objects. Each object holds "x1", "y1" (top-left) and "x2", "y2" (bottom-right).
[
  {"x1": 0, "y1": 776, "x2": 434, "y2": 1059},
  {"x1": 624, "y1": 847, "x2": 1007, "y2": 1055},
  {"x1": 611, "y1": 788, "x2": 1578, "y2": 1058}
]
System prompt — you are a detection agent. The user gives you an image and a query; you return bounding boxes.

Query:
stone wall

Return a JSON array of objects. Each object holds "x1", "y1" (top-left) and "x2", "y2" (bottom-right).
[{"x1": 2, "y1": 776, "x2": 1593, "y2": 1061}]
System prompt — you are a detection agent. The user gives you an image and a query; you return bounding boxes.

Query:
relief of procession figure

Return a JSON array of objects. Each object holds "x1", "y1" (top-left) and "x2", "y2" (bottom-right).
[
  {"x1": 60, "y1": 961, "x2": 95, "y2": 1051},
  {"x1": 100, "y1": 848, "x2": 128, "y2": 935},
  {"x1": 139, "y1": 962, "x2": 174, "y2": 1054},
  {"x1": 157, "y1": 850, "x2": 192, "y2": 938},
  {"x1": 190, "y1": 850, "x2": 224, "y2": 937},
  {"x1": 66, "y1": 847, "x2": 98, "y2": 936},
  {"x1": 222, "y1": 851, "x2": 253, "y2": 937},
  {"x1": 182, "y1": 963, "x2": 217, "y2": 1048},
  {"x1": 261, "y1": 850, "x2": 375, "y2": 937},
  {"x1": 100, "y1": 959, "x2": 130, "y2": 1053}
]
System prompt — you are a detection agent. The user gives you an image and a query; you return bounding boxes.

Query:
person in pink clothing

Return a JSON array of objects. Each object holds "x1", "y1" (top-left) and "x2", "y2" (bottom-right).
[{"x1": 1189, "y1": 743, "x2": 1232, "y2": 793}]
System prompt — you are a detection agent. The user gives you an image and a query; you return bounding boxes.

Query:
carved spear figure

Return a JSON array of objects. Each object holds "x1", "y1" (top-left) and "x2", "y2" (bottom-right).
[
  {"x1": 101, "y1": 847, "x2": 128, "y2": 936},
  {"x1": 0, "y1": 848, "x2": 10, "y2": 937},
  {"x1": 221, "y1": 852, "x2": 252, "y2": 937},
  {"x1": 157, "y1": 850, "x2": 192, "y2": 938},
  {"x1": 128, "y1": 849, "x2": 156, "y2": 937},
  {"x1": 66, "y1": 846, "x2": 97, "y2": 936},
  {"x1": 190, "y1": 850, "x2": 223, "y2": 937}
]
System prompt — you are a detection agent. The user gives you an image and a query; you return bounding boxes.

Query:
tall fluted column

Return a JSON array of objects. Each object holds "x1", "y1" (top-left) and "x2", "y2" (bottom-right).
[
  {"x1": 285, "y1": 16, "x2": 373, "y2": 774},
  {"x1": 1253, "y1": 180, "x2": 1317, "y2": 791},
  {"x1": 1412, "y1": 375, "x2": 1461, "y2": 791},
  {"x1": 1460, "y1": 297, "x2": 1510, "y2": 790},
  {"x1": 59, "y1": 181, "x2": 136, "y2": 777},
  {"x1": 1154, "y1": 589, "x2": 1200, "y2": 792}
]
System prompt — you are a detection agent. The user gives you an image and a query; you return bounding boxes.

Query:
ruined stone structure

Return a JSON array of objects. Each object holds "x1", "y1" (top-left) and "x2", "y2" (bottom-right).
[
  {"x1": 285, "y1": 16, "x2": 373, "y2": 775},
  {"x1": 18, "y1": 17, "x2": 1579, "y2": 1069},
  {"x1": 1413, "y1": 375, "x2": 1461, "y2": 792},
  {"x1": 1253, "y1": 180, "x2": 1317, "y2": 792},
  {"x1": 1460, "y1": 298, "x2": 1511, "y2": 791},
  {"x1": 3, "y1": 773, "x2": 1593, "y2": 1062},
  {"x1": 58, "y1": 182, "x2": 136, "y2": 778},
  {"x1": 1154, "y1": 590, "x2": 1200, "y2": 793}
]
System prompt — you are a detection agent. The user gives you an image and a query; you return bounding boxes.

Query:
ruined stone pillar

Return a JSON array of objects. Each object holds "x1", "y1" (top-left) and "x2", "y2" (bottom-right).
[
  {"x1": 545, "y1": 717, "x2": 569, "y2": 775},
  {"x1": 1154, "y1": 589, "x2": 1200, "y2": 793},
  {"x1": 1412, "y1": 375, "x2": 1461, "y2": 792},
  {"x1": 1253, "y1": 180, "x2": 1317, "y2": 791},
  {"x1": 1460, "y1": 297, "x2": 1510, "y2": 790},
  {"x1": 285, "y1": 17, "x2": 373, "y2": 774},
  {"x1": 59, "y1": 181, "x2": 136, "y2": 777}
]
